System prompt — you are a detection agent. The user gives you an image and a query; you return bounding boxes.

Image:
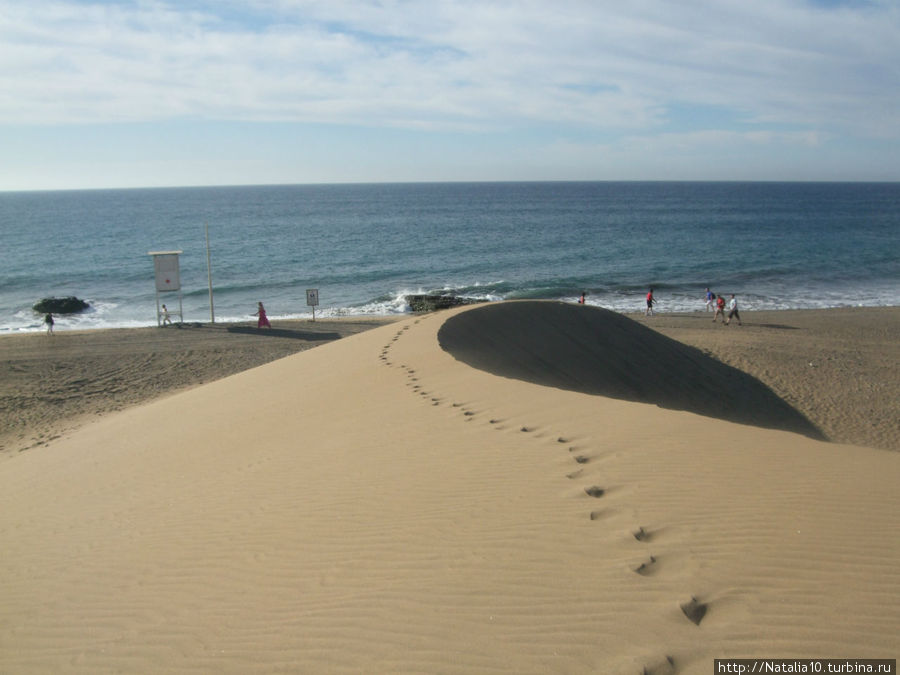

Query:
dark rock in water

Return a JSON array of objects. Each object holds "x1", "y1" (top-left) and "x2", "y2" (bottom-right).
[
  {"x1": 33, "y1": 296, "x2": 90, "y2": 314},
  {"x1": 405, "y1": 294, "x2": 485, "y2": 313}
]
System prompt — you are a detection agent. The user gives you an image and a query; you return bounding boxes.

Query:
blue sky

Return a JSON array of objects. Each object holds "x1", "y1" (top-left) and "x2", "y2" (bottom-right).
[{"x1": 1, "y1": 0, "x2": 898, "y2": 190}]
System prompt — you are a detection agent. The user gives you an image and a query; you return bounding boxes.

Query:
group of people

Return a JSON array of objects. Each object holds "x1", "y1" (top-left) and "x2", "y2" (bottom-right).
[
  {"x1": 706, "y1": 287, "x2": 741, "y2": 325},
  {"x1": 579, "y1": 287, "x2": 742, "y2": 324},
  {"x1": 649, "y1": 287, "x2": 741, "y2": 324},
  {"x1": 644, "y1": 287, "x2": 741, "y2": 325},
  {"x1": 156, "y1": 301, "x2": 272, "y2": 329},
  {"x1": 45, "y1": 300, "x2": 275, "y2": 335}
]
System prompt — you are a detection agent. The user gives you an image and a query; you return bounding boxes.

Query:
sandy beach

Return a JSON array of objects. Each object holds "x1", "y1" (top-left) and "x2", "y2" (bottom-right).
[
  {"x1": 1, "y1": 303, "x2": 898, "y2": 673},
  {"x1": 634, "y1": 306, "x2": 900, "y2": 452}
]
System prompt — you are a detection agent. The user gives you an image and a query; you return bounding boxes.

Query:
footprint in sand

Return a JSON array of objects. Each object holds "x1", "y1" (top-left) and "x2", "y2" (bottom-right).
[
  {"x1": 584, "y1": 485, "x2": 605, "y2": 498},
  {"x1": 633, "y1": 555, "x2": 658, "y2": 576},
  {"x1": 642, "y1": 655, "x2": 676, "y2": 675},
  {"x1": 633, "y1": 526, "x2": 653, "y2": 542},
  {"x1": 680, "y1": 596, "x2": 708, "y2": 625}
]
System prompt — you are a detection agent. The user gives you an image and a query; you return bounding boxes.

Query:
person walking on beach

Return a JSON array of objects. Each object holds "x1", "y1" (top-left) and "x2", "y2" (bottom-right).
[
  {"x1": 161, "y1": 304, "x2": 172, "y2": 326},
  {"x1": 705, "y1": 287, "x2": 714, "y2": 312},
  {"x1": 645, "y1": 288, "x2": 655, "y2": 316},
  {"x1": 725, "y1": 294, "x2": 742, "y2": 325},
  {"x1": 44, "y1": 312, "x2": 54, "y2": 335},
  {"x1": 712, "y1": 294, "x2": 726, "y2": 323},
  {"x1": 255, "y1": 301, "x2": 272, "y2": 329}
]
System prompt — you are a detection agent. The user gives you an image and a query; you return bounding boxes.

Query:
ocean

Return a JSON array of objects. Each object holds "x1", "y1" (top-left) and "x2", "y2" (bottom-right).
[{"x1": 1, "y1": 182, "x2": 898, "y2": 333}]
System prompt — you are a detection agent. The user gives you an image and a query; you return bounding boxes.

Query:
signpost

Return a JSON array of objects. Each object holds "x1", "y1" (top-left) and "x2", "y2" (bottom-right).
[
  {"x1": 205, "y1": 222, "x2": 215, "y2": 323},
  {"x1": 306, "y1": 289, "x2": 319, "y2": 322},
  {"x1": 148, "y1": 251, "x2": 184, "y2": 325}
]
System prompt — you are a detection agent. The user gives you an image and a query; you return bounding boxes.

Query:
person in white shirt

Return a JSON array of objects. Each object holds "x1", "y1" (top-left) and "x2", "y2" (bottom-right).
[{"x1": 725, "y1": 294, "x2": 741, "y2": 326}]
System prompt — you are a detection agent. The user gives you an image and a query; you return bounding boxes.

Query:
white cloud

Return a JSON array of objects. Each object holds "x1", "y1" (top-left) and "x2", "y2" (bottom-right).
[{"x1": 0, "y1": 0, "x2": 898, "y2": 138}]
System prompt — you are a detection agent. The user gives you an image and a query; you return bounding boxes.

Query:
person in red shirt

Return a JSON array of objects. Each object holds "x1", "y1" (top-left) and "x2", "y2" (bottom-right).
[
  {"x1": 712, "y1": 294, "x2": 726, "y2": 323},
  {"x1": 645, "y1": 288, "x2": 655, "y2": 316}
]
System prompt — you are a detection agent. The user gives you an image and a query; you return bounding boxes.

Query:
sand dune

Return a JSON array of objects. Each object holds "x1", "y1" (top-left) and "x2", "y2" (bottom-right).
[
  {"x1": 1, "y1": 302, "x2": 898, "y2": 673},
  {"x1": 0, "y1": 318, "x2": 393, "y2": 455},
  {"x1": 438, "y1": 301, "x2": 822, "y2": 438}
]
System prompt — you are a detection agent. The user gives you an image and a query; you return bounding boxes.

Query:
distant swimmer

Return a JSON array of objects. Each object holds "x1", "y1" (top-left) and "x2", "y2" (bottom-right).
[
  {"x1": 725, "y1": 294, "x2": 742, "y2": 325},
  {"x1": 705, "y1": 287, "x2": 714, "y2": 312},
  {"x1": 255, "y1": 301, "x2": 272, "y2": 329},
  {"x1": 645, "y1": 288, "x2": 655, "y2": 316}
]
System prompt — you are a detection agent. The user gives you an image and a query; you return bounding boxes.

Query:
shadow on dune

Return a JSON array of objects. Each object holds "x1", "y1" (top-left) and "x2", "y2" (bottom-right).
[
  {"x1": 226, "y1": 326, "x2": 341, "y2": 341},
  {"x1": 438, "y1": 301, "x2": 823, "y2": 439}
]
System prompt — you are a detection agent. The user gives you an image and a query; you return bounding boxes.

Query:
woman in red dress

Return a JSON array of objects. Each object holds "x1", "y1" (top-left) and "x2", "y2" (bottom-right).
[{"x1": 255, "y1": 301, "x2": 272, "y2": 329}]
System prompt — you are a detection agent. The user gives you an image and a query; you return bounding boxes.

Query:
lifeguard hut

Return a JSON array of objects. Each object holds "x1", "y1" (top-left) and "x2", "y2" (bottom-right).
[{"x1": 148, "y1": 250, "x2": 184, "y2": 326}]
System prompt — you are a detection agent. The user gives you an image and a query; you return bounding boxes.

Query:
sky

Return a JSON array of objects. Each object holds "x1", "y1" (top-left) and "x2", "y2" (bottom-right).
[{"x1": 1, "y1": 0, "x2": 899, "y2": 190}]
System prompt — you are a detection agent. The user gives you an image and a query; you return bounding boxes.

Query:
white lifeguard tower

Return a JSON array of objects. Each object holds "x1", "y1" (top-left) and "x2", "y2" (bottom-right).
[{"x1": 148, "y1": 250, "x2": 184, "y2": 326}]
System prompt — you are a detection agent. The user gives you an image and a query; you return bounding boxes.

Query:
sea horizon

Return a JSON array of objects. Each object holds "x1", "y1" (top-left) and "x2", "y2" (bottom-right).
[{"x1": 4, "y1": 178, "x2": 900, "y2": 196}]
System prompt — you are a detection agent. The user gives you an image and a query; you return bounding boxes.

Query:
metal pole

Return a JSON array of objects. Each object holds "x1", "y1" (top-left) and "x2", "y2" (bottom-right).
[{"x1": 205, "y1": 222, "x2": 215, "y2": 323}]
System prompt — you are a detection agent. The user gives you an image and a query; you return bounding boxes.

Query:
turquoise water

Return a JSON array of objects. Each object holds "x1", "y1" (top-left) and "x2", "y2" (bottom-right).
[{"x1": 1, "y1": 182, "x2": 898, "y2": 332}]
